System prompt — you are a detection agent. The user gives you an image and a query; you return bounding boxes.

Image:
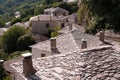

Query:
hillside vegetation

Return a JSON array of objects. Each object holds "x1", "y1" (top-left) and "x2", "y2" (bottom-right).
[
  {"x1": 78, "y1": 0, "x2": 120, "y2": 34},
  {"x1": 0, "y1": 0, "x2": 43, "y2": 21},
  {"x1": 0, "y1": 0, "x2": 78, "y2": 23}
]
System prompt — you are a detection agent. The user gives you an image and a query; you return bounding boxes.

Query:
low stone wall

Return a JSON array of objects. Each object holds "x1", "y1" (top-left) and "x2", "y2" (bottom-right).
[{"x1": 105, "y1": 36, "x2": 120, "y2": 42}]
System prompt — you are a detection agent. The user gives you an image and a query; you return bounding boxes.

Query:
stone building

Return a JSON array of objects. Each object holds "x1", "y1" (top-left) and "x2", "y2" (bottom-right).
[
  {"x1": 30, "y1": 30, "x2": 104, "y2": 57},
  {"x1": 44, "y1": 7, "x2": 69, "y2": 17},
  {"x1": 4, "y1": 29, "x2": 120, "y2": 80},
  {"x1": 30, "y1": 15, "x2": 61, "y2": 35},
  {"x1": 8, "y1": 45, "x2": 120, "y2": 80},
  {"x1": 15, "y1": 12, "x2": 21, "y2": 18}
]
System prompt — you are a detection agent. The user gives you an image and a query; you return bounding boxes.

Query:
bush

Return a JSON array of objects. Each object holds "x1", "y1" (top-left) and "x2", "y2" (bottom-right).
[
  {"x1": 11, "y1": 18, "x2": 22, "y2": 25},
  {"x1": 1, "y1": 26, "x2": 26, "y2": 53},
  {"x1": 8, "y1": 51, "x2": 29, "y2": 59},
  {"x1": 0, "y1": 64, "x2": 8, "y2": 80},
  {"x1": 17, "y1": 35, "x2": 35, "y2": 51}
]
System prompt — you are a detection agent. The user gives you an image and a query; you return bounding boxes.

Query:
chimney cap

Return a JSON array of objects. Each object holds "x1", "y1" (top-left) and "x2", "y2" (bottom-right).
[
  {"x1": 0, "y1": 59, "x2": 4, "y2": 63},
  {"x1": 81, "y1": 38, "x2": 87, "y2": 41},
  {"x1": 50, "y1": 37, "x2": 56, "y2": 40},
  {"x1": 21, "y1": 53, "x2": 32, "y2": 58}
]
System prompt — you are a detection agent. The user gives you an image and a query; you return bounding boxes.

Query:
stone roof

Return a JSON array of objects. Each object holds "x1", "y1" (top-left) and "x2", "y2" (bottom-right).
[
  {"x1": 13, "y1": 21, "x2": 30, "y2": 28},
  {"x1": 31, "y1": 30, "x2": 104, "y2": 54},
  {"x1": 72, "y1": 30, "x2": 103, "y2": 48},
  {"x1": 44, "y1": 7, "x2": 68, "y2": 14},
  {"x1": 31, "y1": 30, "x2": 78, "y2": 54},
  {"x1": 29, "y1": 15, "x2": 59, "y2": 21},
  {"x1": 11, "y1": 46, "x2": 120, "y2": 80},
  {"x1": 63, "y1": 0, "x2": 77, "y2": 2},
  {"x1": 105, "y1": 30, "x2": 120, "y2": 38},
  {"x1": 44, "y1": 7, "x2": 55, "y2": 12},
  {"x1": 67, "y1": 13, "x2": 78, "y2": 22},
  {"x1": 58, "y1": 23, "x2": 84, "y2": 34},
  {"x1": 51, "y1": 7, "x2": 69, "y2": 13},
  {"x1": 58, "y1": 25, "x2": 77, "y2": 34}
]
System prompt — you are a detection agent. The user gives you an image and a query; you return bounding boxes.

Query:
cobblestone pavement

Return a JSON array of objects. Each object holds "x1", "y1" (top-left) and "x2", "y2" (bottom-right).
[{"x1": 11, "y1": 46, "x2": 120, "y2": 80}]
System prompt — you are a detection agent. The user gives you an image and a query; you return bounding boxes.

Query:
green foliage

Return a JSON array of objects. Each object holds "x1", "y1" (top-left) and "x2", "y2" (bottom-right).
[
  {"x1": 57, "y1": 2, "x2": 78, "y2": 14},
  {"x1": 1, "y1": 26, "x2": 26, "y2": 53},
  {"x1": 44, "y1": 0, "x2": 62, "y2": 4},
  {"x1": 3, "y1": 76, "x2": 11, "y2": 80},
  {"x1": 44, "y1": 26, "x2": 61, "y2": 38},
  {"x1": 0, "y1": 49, "x2": 8, "y2": 60},
  {"x1": 34, "y1": 5, "x2": 48, "y2": 15},
  {"x1": 44, "y1": 27, "x2": 54, "y2": 38},
  {"x1": 8, "y1": 50, "x2": 29, "y2": 59},
  {"x1": 0, "y1": 0, "x2": 43, "y2": 21},
  {"x1": 11, "y1": 18, "x2": 22, "y2": 25},
  {"x1": 17, "y1": 35, "x2": 35, "y2": 51},
  {"x1": 51, "y1": 26, "x2": 61, "y2": 37},
  {"x1": 51, "y1": 31, "x2": 58, "y2": 38},
  {"x1": 0, "y1": 64, "x2": 7, "y2": 80},
  {"x1": 78, "y1": 0, "x2": 120, "y2": 34},
  {"x1": 0, "y1": 17, "x2": 5, "y2": 27},
  {"x1": 0, "y1": 1, "x2": 78, "y2": 22}
]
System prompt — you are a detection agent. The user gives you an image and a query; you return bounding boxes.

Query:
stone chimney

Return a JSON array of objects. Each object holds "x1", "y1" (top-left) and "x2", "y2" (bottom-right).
[
  {"x1": 81, "y1": 39, "x2": 87, "y2": 49},
  {"x1": 21, "y1": 53, "x2": 36, "y2": 77},
  {"x1": 69, "y1": 22, "x2": 72, "y2": 31},
  {"x1": 99, "y1": 31, "x2": 105, "y2": 42},
  {"x1": 50, "y1": 38, "x2": 57, "y2": 53}
]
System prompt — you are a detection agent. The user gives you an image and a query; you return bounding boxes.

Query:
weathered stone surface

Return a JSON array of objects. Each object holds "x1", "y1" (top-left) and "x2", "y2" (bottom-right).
[{"x1": 11, "y1": 47, "x2": 120, "y2": 80}]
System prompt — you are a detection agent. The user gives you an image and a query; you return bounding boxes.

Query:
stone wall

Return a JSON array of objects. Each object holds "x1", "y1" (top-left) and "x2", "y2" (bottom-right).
[{"x1": 31, "y1": 20, "x2": 61, "y2": 35}]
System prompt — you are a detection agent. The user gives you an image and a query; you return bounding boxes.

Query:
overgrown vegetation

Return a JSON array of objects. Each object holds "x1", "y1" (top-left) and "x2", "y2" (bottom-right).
[
  {"x1": 44, "y1": 26, "x2": 61, "y2": 38},
  {"x1": 0, "y1": 17, "x2": 5, "y2": 27},
  {"x1": 0, "y1": 26, "x2": 34, "y2": 80},
  {"x1": 0, "y1": 64, "x2": 11, "y2": 80},
  {"x1": 78, "y1": 0, "x2": 120, "y2": 34},
  {"x1": 1, "y1": 26, "x2": 35, "y2": 53},
  {"x1": 0, "y1": 0, "x2": 78, "y2": 23}
]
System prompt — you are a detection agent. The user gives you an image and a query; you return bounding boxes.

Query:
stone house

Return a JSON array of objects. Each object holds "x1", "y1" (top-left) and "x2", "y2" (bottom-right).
[
  {"x1": 30, "y1": 30, "x2": 106, "y2": 57},
  {"x1": 30, "y1": 15, "x2": 62, "y2": 35},
  {"x1": 30, "y1": 7, "x2": 79, "y2": 35},
  {"x1": 4, "y1": 29, "x2": 120, "y2": 80},
  {"x1": 44, "y1": 7, "x2": 69, "y2": 17}
]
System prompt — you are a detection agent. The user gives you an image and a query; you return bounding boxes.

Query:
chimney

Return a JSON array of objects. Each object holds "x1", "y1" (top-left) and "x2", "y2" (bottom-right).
[
  {"x1": 81, "y1": 39, "x2": 87, "y2": 49},
  {"x1": 0, "y1": 59, "x2": 4, "y2": 64},
  {"x1": 21, "y1": 53, "x2": 36, "y2": 77},
  {"x1": 69, "y1": 22, "x2": 72, "y2": 31},
  {"x1": 38, "y1": 15, "x2": 40, "y2": 21},
  {"x1": 50, "y1": 38, "x2": 57, "y2": 53},
  {"x1": 99, "y1": 31, "x2": 105, "y2": 42}
]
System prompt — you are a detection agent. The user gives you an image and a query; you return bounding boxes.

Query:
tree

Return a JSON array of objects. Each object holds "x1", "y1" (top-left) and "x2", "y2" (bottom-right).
[
  {"x1": 17, "y1": 35, "x2": 35, "y2": 51},
  {"x1": 1, "y1": 26, "x2": 26, "y2": 53},
  {"x1": 78, "y1": 0, "x2": 120, "y2": 34}
]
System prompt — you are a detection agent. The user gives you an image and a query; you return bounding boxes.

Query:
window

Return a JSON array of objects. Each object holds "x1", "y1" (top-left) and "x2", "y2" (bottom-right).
[
  {"x1": 61, "y1": 23, "x2": 64, "y2": 28},
  {"x1": 46, "y1": 23, "x2": 49, "y2": 28},
  {"x1": 41, "y1": 54, "x2": 46, "y2": 57}
]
